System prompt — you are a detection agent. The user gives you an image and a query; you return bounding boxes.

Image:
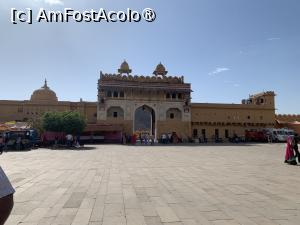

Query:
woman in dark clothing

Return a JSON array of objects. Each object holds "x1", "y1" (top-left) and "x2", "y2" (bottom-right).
[
  {"x1": 285, "y1": 136, "x2": 297, "y2": 165},
  {"x1": 293, "y1": 135, "x2": 300, "y2": 163}
]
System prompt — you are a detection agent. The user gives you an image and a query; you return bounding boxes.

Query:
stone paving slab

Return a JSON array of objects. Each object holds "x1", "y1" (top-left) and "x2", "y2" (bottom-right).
[{"x1": 1, "y1": 144, "x2": 300, "y2": 225}]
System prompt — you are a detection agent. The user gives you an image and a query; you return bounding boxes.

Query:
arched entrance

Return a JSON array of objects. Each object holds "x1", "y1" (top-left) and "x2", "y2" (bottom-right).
[{"x1": 134, "y1": 105, "x2": 155, "y2": 138}]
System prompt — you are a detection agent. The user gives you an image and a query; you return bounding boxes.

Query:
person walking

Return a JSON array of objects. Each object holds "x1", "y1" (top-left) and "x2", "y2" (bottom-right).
[
  {"x1": 66, "y1": 134, "x2": 73, "y2": 148},
  {"x1": 285, "y1": 136, "x2": 297, "y2": 165},
  {"x1": 0, "y1": 166, "x2": 15, "y2": 225},
  {"x1": 293, "y1": 134, "x2": 300, "y2": 163}
]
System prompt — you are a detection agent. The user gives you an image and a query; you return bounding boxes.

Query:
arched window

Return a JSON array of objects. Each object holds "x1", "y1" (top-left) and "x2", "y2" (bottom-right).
[
  {"x1": 166, "y1": 108, "x2": 182, "y2": 120},
  {"x1": 107, "y1": 107, "x2": 124, "y2": 119}
]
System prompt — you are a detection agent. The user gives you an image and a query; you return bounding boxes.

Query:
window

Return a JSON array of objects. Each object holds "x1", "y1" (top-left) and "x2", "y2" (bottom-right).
[
  {"x1": 106, "y1": 91, "x2": 112, "y2": 97},
  {"x1": 166, "y1": 93, "x2": 170, "y2": 98},
  {"x1": 260, "y1": 98, "x2": 264, "y2": 103},
  {"x1": 113, "y1": 91, "x2": 118, "y2": 98},
  {"x1": 120, "y1": 91, "x2": 124, "y2": 98},
  {"x1": 170, "y1": 113, "x2": 175, "y2": 119},
  {"x1": 247, "y1": 116, "x2": 251, "y2": 119},
  {"x1": 193, "y1": 129, "x2": 198, "y2": 137},
  {"x1": 225, "y1": 129, "x2": 229, "y2": 138},
  {"x1": 108, "y1": 107, "x2": 124, "y2": 119},
  {"x1": 100, "y1": 98, "x2": 104, "y2": 104},
  {"x1": 172, "y1": 93, "x2": 176, "y2": 99},
  {"x1": 178, "y1": 93, "x2": 182, "y2": 99}
]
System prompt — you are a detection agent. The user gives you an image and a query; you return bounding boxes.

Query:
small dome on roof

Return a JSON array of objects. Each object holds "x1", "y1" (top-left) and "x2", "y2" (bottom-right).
[
  {"x1": 118, "y1": 60, "x2": 132, "y2": 74},
  {"x1": 153, "y1": 62, "x2": 168, "y2": 76},
  {"x1": 30, "y1": 79, "x2": 58, "y2": 102}
]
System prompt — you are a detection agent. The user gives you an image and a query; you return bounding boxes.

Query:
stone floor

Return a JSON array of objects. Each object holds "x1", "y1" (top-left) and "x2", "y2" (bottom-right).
[{"x1": 1, "y1": 144, "x2": 300, "y2": 225}]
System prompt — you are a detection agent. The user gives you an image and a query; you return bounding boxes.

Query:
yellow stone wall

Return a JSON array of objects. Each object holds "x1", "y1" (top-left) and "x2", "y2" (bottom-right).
[
  {"x1": 0, "y1": 100, "x2": 97, "y2": 124},
  {"x1": 97, "y1": 119, "x2": 133, "y2": 135},
  {"x1": 157, "y1": 121, "x2": 191, "y2": 139},
  {"x1": 191, "y1": 104, "x2": 275, "y2": 124}
]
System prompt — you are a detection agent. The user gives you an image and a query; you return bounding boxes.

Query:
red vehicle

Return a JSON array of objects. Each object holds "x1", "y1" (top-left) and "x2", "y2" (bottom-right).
[{"x1": 245, "y1": 130, "x2": 268, "y2": 142}]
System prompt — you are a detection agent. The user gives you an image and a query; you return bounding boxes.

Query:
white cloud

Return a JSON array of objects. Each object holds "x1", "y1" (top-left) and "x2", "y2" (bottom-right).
[
  {"x1": 267, "y1": 37, "x2": 280, "y2": 41},
  {"x1": 44, "y1": 0, "x2": 64, "y2": 5},
  {"x1": 209, "y1": 67, "x2": 230, "y2": 76}
]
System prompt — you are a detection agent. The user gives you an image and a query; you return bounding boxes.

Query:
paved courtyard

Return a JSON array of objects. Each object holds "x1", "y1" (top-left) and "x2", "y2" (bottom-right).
[{"x1": 1, "y1": 144, "x2": 300, "y2": 225}]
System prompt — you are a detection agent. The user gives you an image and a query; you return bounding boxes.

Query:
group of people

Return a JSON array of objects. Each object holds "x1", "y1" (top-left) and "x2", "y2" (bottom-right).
[
  {"x1": 48, "y1": 134, "x2": 81, "y2": 149},
  {"x1": 284, "y1": 135, "x2": 299, "y2": 165},
  {"x1": 65, "y1": 134, "x2": 81, "y2": 148},
  {"x1": 160, "y1": 133, "x2": 181, "y2": 144},
  {"x1": 123, "y1": 133, "x2": 155, "y2": 145}
]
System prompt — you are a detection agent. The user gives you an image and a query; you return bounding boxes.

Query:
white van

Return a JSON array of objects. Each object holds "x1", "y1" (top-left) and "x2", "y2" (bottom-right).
[{"x1": 264, "y1": 128, "x2": 295, "y2": 142}]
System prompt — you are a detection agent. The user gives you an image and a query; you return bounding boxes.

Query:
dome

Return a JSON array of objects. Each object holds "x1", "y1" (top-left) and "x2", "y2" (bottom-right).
[
  {"x1": 120, "y1": 61, "x2": 130, "y2": 71},
  {"x1": 118, "y1": 60, "x2": 132, "y2": 74},
  {"x1": 153, "y1": 62, "x2": 168, "y2": 76},
  {"x1": 30, "y1": 80, "x2": 58, "y2": 102}
]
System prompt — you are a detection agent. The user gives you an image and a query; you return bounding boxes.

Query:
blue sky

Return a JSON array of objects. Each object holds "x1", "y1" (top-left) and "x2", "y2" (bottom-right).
[{"x1": 0, "y1": 0, "x2": 299, "y2": 114}]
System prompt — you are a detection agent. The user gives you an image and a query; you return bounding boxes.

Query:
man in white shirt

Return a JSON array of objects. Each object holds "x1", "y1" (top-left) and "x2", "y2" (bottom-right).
[
  {"x1": 66, "y1": 134, "x2": 73, "y2": 147},
  {"x1": 0, "y1": 166, "x2": 14, "y2": 225}
]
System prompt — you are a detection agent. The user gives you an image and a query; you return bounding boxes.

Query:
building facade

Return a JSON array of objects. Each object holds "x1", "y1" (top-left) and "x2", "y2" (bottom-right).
[
  {"x1": 0, "y1": 80, "x2": 97, "y2": 124},
  {"x1": 276, "y1": 114, "x2": 300, "y2": 134},
  {"x1": 191, "y1": 92, "x2": 276, "y2": 141},
  {"x1": 0, "y1": 61, "x2": 277, "y2": 141},
  {"x1": 97, "y1": 61, "x2": 192, "y2": 140}
]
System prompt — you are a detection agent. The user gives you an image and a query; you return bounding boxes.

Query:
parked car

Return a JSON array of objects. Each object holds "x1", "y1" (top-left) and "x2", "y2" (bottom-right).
[{"x1": 264, "y1": 128, "x2": 295, "y2": 142}]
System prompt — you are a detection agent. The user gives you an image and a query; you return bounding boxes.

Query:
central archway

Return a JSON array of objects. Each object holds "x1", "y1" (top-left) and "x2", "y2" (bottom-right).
[{"x1": 134, "y1": 105, "x2": 155, "y2": 137}]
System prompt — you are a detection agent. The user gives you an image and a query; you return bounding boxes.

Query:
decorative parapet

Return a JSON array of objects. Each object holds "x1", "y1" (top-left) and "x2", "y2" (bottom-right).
[
  {"x1": 276, "y1": 114, "x2": 300, "y2": 121},
  {"x1": 100, "y1": 71, "x2": 184, "y2": 84},
  {"x1": 249, "y1": 91, "x2": 276, "y2": 98}
]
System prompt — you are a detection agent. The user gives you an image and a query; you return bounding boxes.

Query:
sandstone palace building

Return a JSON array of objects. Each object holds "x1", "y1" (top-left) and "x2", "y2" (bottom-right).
[{"x1": 0, "y1": 61, "x2": 276, "y2": 141}]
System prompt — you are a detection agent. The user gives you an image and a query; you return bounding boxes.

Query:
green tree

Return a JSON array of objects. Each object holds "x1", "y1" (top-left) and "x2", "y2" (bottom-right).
[
  {"x1": 42, "y1": 111, "x2": 86, "y2": 134},
  {"x1": 61, "y1": 111, "x2": 86, "y2": 134},
  {"x1": 42, "y1": 111, "x2": 63, "y2": 132}
]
